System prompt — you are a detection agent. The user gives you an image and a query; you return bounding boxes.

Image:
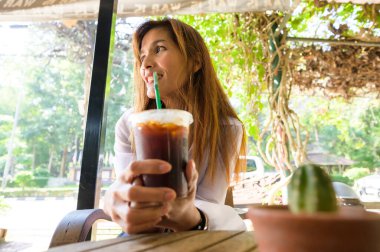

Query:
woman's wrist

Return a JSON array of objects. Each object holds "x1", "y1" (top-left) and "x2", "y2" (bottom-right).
[
  {"x1": 189, "y1": 208, "x2": 208, "y2": 231},
  {"x1": 169, "y1": 205, "x2": 201, "y2": 232}
]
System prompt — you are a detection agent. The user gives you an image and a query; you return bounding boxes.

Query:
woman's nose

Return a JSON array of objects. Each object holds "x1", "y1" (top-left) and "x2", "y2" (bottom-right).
[{"x1": 141, "y1": 54, "x2": 154, "y2": 69}]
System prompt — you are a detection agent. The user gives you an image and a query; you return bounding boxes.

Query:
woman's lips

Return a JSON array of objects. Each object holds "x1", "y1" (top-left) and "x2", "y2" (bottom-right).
[{"x1": 146, "y1": 73, "x2": 163, "y2": 85}]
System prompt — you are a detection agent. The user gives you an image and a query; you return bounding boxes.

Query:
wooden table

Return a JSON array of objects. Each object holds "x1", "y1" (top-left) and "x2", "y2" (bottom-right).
[{"x1": 48, "y1": 231, "x2": 258, "y2": 252}]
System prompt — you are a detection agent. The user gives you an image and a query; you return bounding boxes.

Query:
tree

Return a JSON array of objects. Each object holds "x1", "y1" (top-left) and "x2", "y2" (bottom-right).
[
  {"x1": 1, "y1": 20, "x2": 136, "y2": 186},
  {"x1": 296, "y1": 96, "x2": 380, "y2": 170},
  {"x1": 289, "y1": 1, "x2": 379, "y2": 41},
  {"x1": 37, "y1": 20, "x2": 135, "y2": 168},
  {"x1": 179, "y1": 14, "x2": 267, "y2": 153},
  {"x1": 180, "y1": 2, "x2": 379, "y2": 173}
]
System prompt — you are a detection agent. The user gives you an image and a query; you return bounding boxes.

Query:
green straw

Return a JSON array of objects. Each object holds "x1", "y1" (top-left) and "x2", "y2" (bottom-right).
[{"x1": 153, "y1": 72, "x2": 162, "y2": 109}]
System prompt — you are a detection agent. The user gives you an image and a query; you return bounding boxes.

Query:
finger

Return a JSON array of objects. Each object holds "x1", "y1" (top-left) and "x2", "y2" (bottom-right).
[
  {"x1": 186, "y1": 160, "x2": 198, "y2": 192},
  {"x1": 109, "y1": 198, "x2": 127, "y2": 223},
  {"x1": 185, "y1": 160, "x2": 197, "y2": 183},
  {"x1": 112, "y1": 183, "x2": 132, "y2": 202},
  {"x1": 128, "y1": 186, "x2": 176, "y2": 202},
  {"x1": 118, "y1": 160, "x2": 171, "y2": 183},
  {"x1": 114, "y1": 184, "x2": 176, "y2": 203},
  {"x1": 122, "y1": 176, "x2": 145, "y2": 206},
  {"x1": 132, "y1": 176, "x2": 143, "y2": 186},
  {"x1": 123, "y1": 217, "x2": 163, "y2": 234},
  {"x1": 114, "y1": 203, "x2": 168, "y2": 226},
  {"x1": 124, "y1": 160, "x2": 172, "y2": 182},
  {"x1": 110, "y1": 207, "x2": 122, "y2": 223},
  {"x1": 128, "y1": 204, "x2": 170, "y2": 224},
  {"x1": 131, "y1": 201, "x2": 161, "y2": 209}
]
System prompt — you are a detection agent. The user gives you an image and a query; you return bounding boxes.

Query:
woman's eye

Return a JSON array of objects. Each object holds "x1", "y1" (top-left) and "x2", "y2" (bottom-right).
[{"x1": 155, "y1": 46, "x2": 165, "y2": 54}]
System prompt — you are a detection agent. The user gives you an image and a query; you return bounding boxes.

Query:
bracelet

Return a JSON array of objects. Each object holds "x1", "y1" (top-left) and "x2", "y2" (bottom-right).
[{"x1": 189, "y1": 208, "x2": 208, "y2": 231}]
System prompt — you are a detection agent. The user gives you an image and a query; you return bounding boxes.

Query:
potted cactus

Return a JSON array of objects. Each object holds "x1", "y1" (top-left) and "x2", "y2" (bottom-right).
[{"x1": 247, "y1": 164, "x2": 380, "y2": 252}]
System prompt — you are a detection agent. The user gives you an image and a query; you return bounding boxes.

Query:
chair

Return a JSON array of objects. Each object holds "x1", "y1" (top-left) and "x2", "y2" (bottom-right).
[
  {"x1": 49, "y1": 186, "x2": 237, "y2": 248},
  {"x1": 49, "y1": 209, "x2": 111, "y2": 248}
]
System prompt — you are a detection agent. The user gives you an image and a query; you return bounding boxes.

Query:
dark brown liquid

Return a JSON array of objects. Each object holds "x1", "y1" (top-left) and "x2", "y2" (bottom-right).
[{"x1": 134, "y1": 121, "x2": 188, "y2": 198}]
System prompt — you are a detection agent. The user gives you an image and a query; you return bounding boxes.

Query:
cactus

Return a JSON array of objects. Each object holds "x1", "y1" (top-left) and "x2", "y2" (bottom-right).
[{"x1": 288, "y1": 164, "x2": 338, "y2": 214}]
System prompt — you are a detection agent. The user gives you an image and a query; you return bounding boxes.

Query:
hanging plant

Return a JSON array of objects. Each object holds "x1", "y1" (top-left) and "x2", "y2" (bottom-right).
[
  {"x1": 180, "y1": 13, "x2": 309, "y2": 203},
  {"x1": 239, "y1": 13, "x2": 309, "y2": 204}
]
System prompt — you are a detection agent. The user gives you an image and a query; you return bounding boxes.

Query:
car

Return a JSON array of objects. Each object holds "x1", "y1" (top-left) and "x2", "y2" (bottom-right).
[
  {"x1": 332, "y1": 182, "x2": 362, "y2": 207},
  {"x1": 355, "y1": 174, "x2": 380, "y2": 198},
  {"x1": 239, "y1": 155, "x2": 265, "y2": 177}
]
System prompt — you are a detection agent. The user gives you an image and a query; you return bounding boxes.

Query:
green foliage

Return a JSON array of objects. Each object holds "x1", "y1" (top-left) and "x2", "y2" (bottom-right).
[
  {"x1": 5, "y1": 171, "x2": 48, "y2": 188},
  {"x1": 31, "y1": 177, "x2": 49, "y2": 188},
  {"x1": 330, "y1": 174, "x2": 353, "y2": 186},
  {"x1": 178, "y1": 13, "x2": 267, "y2": 151},
  {"x1": 300, "y1": 98, "x2": 380, "y2": 170},
  {"x1": 14, "y1": 171, "x2": 33, "y2": 189},
  {"x1": 19, "y1": 57, "x2": 84, "y2": 176},
  {"x1": 105, "y1": 47, "x2": 134, "y2": 157},
  {"x1": 0, "y1": 93, "x2": 15, "y2": 175},
  {"x1": 288, "y1": 0, "x2": 379, "y2": 39},
  {"x1": 1, "y1": 20, "x2": 135, "y2": 184},
  {"x1": 0, "y1": 197, "x2": 10, "y2": 214},
  {"x1": 0, "y1": 178, "x2": 16, "y2": 188},
  {"x1": 33, "y1": 168, "x2": 50, "y2": 177},
  {"x1": 1, "y1": 5, "x2": 379, "y2": 189},
  {"x1": 30, "y1": 168, "x2": 50, "y2": 188},
  {"x1": 343, "y1": 168, "x2": 370, "y2": 182},
  {"x1": 1, "y1": 188, "x2": 77, "y2": 198}
]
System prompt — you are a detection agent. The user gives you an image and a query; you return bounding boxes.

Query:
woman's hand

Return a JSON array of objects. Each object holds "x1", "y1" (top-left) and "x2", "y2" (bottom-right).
[
  {"x1": 103, "y1": 159, "x2": 176, "y2": 234},
  {"x1": 156, "y1": 160, "x2": 202, "y2": 232}
]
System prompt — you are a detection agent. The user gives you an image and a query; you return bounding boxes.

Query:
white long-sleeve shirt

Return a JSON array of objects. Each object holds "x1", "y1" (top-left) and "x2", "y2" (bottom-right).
[{"x1": 113, "y1": 109, "x2": 246, "y2": 231}]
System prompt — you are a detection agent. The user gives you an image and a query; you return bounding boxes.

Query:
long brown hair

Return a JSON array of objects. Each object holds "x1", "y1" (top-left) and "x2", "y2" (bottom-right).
[{"x1": 132, "y1": 18, "x2": 246, "y2": 183}]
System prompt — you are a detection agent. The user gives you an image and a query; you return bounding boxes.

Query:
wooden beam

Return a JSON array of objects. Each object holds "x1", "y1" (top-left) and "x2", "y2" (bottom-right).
[{"x1": 287, "y1": 37, "x2": 380, "y2": 47}]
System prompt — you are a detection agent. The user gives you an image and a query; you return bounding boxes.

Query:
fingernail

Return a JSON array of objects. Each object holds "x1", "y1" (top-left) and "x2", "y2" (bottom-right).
[
  {"x1": 164, "y1": 191, "x2": 175, "y2": 201},
  {"x1": 159, "y1": 164, "x2": 170, "y2": 171},
  {"x1": 161, "y1": 205, "x2": 169, "y2": 215}
]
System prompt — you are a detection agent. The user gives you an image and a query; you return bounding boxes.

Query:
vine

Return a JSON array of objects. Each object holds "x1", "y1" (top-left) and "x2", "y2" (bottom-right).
[
  {"x1": 180, "y1": 12, "x2": 309, "y2": 203},
  {"x1": 233, "y1": 13, "x2": 309, "y2": 204}
]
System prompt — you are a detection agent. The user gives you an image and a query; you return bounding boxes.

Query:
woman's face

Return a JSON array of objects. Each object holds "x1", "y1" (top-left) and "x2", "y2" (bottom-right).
[{"x1": 139, "y1": 27, "x2": 188, "y2": 100}]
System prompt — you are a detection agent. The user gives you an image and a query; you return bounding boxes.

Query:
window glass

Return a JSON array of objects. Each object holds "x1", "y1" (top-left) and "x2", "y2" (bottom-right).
[
  {"x1": 1, "y1": 8, "x2": 379, "y2": 250},
  {"x1": 0, "y1": 17, "x2": 147, "y2": 250},
  {"x1": 0, "y1": 22, "x2": 94, "y2": 250}
]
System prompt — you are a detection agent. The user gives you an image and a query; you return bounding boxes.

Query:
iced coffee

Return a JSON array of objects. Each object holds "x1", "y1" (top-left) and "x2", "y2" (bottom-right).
[{"x1": 129, "y1": 109, "x2": 193, "y2": 198}]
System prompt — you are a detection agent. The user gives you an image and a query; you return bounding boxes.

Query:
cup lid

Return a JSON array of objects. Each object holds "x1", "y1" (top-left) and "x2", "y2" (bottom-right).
[{"x1": 128, "y1": 109, "x2": 193, "y2": 127}]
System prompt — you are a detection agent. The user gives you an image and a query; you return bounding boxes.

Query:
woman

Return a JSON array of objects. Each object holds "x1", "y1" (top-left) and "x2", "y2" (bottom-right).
[{"x1": 104, "y1": 18, "x2": 246, "y2": 234}]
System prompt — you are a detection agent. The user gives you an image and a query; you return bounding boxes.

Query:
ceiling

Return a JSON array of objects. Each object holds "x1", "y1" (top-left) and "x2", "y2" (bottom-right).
[{"x1": 0, "y1": 0, "x2": 298, "y2": 21}]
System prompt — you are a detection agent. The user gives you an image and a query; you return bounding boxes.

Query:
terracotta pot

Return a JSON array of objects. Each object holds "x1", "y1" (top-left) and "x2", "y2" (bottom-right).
[
  {"x1": 247, "y1": 205, "x2": 380, "y2": 252},
  {"x1": 0, "y1": 228, "x2": 7, "y2": 242}
]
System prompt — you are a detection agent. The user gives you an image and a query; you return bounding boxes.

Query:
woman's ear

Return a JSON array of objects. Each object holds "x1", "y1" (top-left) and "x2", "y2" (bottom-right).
[{"x1": 192, "y1": 55, "x2": 202, "y2": 73}]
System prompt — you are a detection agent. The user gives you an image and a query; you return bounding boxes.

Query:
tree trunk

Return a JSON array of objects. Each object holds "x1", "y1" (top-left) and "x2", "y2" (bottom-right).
[
  {"x1": 339, "y1": 165, "x2": 343, "y2": 174},
  {"x1": 32, "y1": 145, "x2": 36, "y2": 171},
  {"x1": 327, "y1": 167, "x2": 332, "y2": 174},
  {"x1": 10, "y1": 156, "x2": 15, "y2": 177},
  {"x1": 48, "y1": 149, "x2": 54, "y2": 174},
  {"x1": 60, "y1": 146, "x2": 68, "y2": 177},
  {"x1": 2, "y1": 89, "x2": 22, "y2": 190},
  {"x1": 73, "y1": 135, "x2": 79, "y2": 165},
  {"x1": 314, "y1": 125, "x2": 320, "y2": 143}
]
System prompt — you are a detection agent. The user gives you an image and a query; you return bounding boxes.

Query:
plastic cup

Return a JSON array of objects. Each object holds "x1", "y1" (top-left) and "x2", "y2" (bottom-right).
[{"x1": 129, "y1": 109, "x2": 193, "y2": 198}]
